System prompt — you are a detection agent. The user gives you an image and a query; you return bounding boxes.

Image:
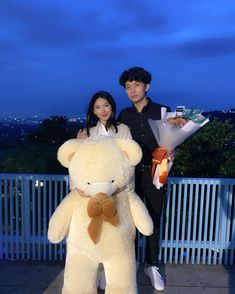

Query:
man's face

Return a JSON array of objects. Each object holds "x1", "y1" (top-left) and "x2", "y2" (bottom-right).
[{"x1": 124, "y1": 80, "x2": 150, "y2": 104}]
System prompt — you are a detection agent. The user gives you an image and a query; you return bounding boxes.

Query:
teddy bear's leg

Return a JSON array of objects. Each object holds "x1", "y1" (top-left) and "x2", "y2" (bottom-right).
[
  {"x1": 62, "y1": 253, "x2": 98, "y2": 294},
  {"x1": 104, "y1": 250, "x2": 137, "y2": 294}
]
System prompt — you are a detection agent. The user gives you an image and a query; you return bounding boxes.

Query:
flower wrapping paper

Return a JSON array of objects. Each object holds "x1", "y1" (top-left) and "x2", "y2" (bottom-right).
[{"x1": 148, "y1": 107, "x2": 209, "y2": 189}]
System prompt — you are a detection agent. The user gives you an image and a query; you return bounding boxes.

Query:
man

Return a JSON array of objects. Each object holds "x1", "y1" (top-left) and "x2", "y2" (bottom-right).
[{"x1": 118, "y1": 66, "x2": 171, "y2": 291}]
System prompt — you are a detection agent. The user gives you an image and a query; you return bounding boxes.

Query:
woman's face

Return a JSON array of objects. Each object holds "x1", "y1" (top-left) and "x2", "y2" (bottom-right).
[{"x1": 93, "y1": 97, "x2": 113, "y2": 125}]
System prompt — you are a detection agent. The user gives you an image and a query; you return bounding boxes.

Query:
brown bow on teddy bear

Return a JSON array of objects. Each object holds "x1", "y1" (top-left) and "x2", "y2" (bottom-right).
[{"x1": 87, "y1": 193, "x2": 118, "y2": 244}]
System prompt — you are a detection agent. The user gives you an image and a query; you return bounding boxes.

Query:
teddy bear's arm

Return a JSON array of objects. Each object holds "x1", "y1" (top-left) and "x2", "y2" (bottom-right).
[
  {"x1": 48, "y1": 191, "x2": 79, "y2": 243},
  {"x1": 128, "y1": 192, "x2": 154, "y2": 236}
]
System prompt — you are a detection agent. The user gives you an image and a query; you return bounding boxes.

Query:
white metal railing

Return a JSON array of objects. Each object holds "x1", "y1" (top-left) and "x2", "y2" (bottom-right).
[{"x1": 0, "y1": 174, "x2": 234, "y2": 265}]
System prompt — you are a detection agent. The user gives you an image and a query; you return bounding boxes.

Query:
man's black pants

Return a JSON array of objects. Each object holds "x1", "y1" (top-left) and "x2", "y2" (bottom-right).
[{"x1": 135, "y1": 167, "x2": 165, "y2": 265}]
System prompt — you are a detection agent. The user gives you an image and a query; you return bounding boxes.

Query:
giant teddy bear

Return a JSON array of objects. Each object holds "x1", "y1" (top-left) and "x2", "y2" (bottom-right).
[{"x1": 48, "y1": 136, "x2": 153, "y2": 294}]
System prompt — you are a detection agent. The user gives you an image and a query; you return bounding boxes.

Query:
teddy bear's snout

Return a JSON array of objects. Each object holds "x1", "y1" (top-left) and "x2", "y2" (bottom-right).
[{"x1": 84, "y1": 182, "x2": 118, "y2": 197}]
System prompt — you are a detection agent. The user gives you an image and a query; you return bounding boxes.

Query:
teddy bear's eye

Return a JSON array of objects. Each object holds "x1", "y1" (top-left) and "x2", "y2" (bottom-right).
[
  {"x1": 87, "y1": 182, "x2": 91, "y2": 185},
  {"x1": 111, "y1": 180, "x2": 115, "y2": 183}
]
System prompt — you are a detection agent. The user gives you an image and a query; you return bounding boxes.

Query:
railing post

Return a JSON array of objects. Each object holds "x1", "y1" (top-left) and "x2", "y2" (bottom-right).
[
  {"x1": 22, "y1": 176, "x2": 31, "y2": 259},
  {"x1": 0, "y1": 175, "x2": 2, "y2": 258},
  {"x1": 218, "y1": 183, "x2": 227, "y2": 264}
]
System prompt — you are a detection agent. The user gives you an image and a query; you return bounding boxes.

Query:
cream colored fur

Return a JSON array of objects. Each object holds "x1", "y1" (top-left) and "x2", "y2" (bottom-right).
[{"x1": 48, "y1": 136, "x2": 153, "y2": 294}]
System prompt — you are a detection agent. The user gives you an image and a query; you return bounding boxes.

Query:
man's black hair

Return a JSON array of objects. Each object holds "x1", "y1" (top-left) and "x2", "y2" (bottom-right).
[{"x1": 119, "y1": 67, "x2": 152, "y2": 86}]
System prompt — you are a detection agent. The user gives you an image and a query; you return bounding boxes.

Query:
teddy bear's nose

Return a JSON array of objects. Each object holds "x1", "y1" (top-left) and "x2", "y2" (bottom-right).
[{"x1": 84, "y1": 182, "x2": 118, "y2": 197}]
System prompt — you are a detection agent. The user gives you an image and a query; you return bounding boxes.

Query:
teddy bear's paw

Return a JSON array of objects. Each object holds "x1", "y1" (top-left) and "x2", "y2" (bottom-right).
[
  {"x1": 62, "y1": 287, "x2": 97, "y2": 294},
  {"x1": 105, "y1": 285, "x2": 137, "y2": 294}
]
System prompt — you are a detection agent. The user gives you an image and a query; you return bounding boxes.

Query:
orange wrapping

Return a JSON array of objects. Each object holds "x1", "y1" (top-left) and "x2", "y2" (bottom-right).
[{"x1": 152, "y1": 147, "x2": 168, "y2": 185}]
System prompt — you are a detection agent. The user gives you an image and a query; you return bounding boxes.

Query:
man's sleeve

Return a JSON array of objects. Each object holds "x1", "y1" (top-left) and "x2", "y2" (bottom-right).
[{"x1": 166, "y1": 105, "x2": 171, "y2": 112}]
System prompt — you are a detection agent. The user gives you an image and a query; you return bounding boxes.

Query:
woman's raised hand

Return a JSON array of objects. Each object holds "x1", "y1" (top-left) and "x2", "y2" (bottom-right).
[{"x1": 77, "y1": 129, "x2": 88, "y2": 139}]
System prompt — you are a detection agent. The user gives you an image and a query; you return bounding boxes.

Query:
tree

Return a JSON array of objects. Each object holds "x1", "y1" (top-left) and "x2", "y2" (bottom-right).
[
  {"x1": 170, "y1": 119, "x2": 235, "y2": 178},
  {"x1": 0, "y1": 144, "x2": 66, "y2": 174},
  {"x1": 28, "y1": 115, "x2": 80, "y2": 146},
  {"x1": 0, "y1": 116, "x2": 83, "y2": 174}
]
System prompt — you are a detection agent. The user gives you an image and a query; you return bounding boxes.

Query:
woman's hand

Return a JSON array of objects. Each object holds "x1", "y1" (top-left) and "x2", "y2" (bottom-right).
[{"x1": 77, "y1": 129, "x2": 88, "y2": 139}]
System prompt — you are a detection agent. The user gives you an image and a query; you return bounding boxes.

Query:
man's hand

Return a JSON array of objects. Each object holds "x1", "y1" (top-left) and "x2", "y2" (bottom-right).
[{"x1": 167, "y1": 149, "x2": 175, "y2": 161}]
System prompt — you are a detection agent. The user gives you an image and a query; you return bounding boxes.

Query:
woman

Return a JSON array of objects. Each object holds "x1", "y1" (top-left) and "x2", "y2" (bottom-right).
[
  {"x1": 77, "y1": 91, "x2": 132, "y2": 290},
  {"x1": 77, "y1": 90, "x2": 132, "y2": 139}
]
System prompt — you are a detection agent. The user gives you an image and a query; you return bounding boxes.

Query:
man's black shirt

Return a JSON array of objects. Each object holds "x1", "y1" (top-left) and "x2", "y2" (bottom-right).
[{"x1": 118, "y1": 98, "x2": 170, "y2": 165}]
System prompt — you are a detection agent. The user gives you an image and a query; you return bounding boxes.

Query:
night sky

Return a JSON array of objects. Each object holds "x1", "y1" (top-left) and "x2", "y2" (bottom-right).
[{"x1": 1, "y1": 0, "x2": 235, "y2": 116}]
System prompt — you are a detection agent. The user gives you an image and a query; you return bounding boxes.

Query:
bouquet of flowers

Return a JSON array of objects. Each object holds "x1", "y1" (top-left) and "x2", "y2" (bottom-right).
[{"x1": 148, "y1": 106, "x2": 209, "y2": 189}]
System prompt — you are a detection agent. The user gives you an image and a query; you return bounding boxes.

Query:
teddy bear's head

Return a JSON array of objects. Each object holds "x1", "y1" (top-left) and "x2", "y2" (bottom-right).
[{"x1": 57, "y1": 136, "x2": 142, "y2": 196}]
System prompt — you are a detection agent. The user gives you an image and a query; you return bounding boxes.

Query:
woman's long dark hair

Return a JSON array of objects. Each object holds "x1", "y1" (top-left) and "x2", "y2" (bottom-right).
[{"x1": 86, "y1": 91, "x2": 118, "y2": 136}]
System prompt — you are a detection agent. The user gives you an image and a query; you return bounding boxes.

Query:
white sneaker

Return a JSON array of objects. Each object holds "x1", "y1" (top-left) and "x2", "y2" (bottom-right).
[
  {"x1": 96, "y1": 265, "x2": 106, "y2": 290},
  {"x1": 99, "y1": 268, "x2": 106, "y2": 290},
  {"x1": 144, "y1": 265, "x2": 165, "y2": 291}
]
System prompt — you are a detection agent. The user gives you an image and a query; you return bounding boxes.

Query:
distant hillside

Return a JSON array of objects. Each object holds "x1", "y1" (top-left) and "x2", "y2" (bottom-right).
[
  {"x1": 0, "y1": 122, "x2": 39, "y2": 150},
  {"x1": 203, "y1": 109, "x2": 235, "y2": 125},
  {"x1": 0, "y1": 115, "x2": 84, "y2": 151},
  {"x1": 0, "y1": 111, "x2": 234, "y2": 151}
]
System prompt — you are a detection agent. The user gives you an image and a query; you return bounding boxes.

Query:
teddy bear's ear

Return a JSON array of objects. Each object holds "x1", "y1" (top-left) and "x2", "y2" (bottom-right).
[
  {"x1": 115, "y1": 139, "x2": 142, "y2": 166},
  {"x1": 57, "y1": 139, "x2": 81, "y2": 168}
]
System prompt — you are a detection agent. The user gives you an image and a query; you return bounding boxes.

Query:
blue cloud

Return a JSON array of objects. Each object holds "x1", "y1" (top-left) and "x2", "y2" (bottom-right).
[
  {"x1": 0, "y1": 0, "x2": 80, "y2": 47},
  {"x1": 170, "y1": 36, "x2": 235, "y2": 57}
]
